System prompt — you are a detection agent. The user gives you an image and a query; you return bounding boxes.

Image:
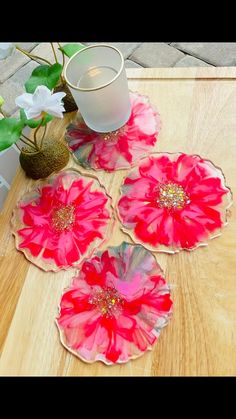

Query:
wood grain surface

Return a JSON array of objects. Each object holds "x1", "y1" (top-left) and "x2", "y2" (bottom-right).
[{"x1": 0, "y1": 67, "x2": 236, "y2": 376}]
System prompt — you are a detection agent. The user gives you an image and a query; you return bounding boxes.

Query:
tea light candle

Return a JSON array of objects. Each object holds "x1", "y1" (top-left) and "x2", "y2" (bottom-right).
[
  {"x1": 64, "y1": 45, "x2": 131, "y2": 133},
  {"x1": 77, "y1": 66, "x2": 118, "y2": 89}
]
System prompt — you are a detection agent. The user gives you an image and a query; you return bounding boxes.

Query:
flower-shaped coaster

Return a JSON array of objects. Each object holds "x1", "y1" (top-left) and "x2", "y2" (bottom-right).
[
  {"x1": 65, "y1": 92, "x2": 161, "y2": 172},
  {"x1": 117, "y1": 153, "x2": 233, "y2": 253},
  {"x1": 12, "y1": 169, "x2": 113, "y2": 271},
  {"x1": 56, "y1": 242, "x2": 172, "y2": 365}
]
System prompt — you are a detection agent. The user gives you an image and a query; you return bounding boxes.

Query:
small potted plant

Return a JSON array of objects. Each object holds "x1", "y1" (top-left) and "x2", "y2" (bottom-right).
[
  {"x1": 0, "y1": 42, "x2": 85, "y2": 113},
  {"x1": 0, "y1": 86, "x2": 70, "y2": 179}
]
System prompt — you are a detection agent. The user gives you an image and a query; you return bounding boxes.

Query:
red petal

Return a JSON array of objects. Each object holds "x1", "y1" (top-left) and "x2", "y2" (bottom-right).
[
  {"x1": 139, "y1": 154, "x2": 172, "y2": 183},
  {"x1": 189, "y1": 177, "x2": 228, "y2": 206}
]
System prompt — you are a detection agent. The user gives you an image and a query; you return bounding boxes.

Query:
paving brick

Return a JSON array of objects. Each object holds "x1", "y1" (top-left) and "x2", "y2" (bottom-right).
[
  {"x1": 83, "y1": 43, "x2": 141, "y2": 59},
  {"x1": 0, "y1": 50, "x2": 29, "y2": 83},
  {"x1": 30, "y1": 42, "x2": 69, "y2": 65},
  {"x1": 0, "y1": 78, "x2": 25, "y2": 116},
  {"x1": 30, "y1": 43, "x2": 60, "y2": 64},
  {"x1": 171, "y1": 43, "x2": 236, "y2": 66},
  {"x1": 174, "y1": 55, "x2": 213, "y2": 67},
  {"x1": 15, "y1": 43, "x2": 38, "y2": 52},
  {"x1": 125, "y1": 59, "x2": 143, "y2": 68},
  {"x1": 130, "y1": 43, "x2": 185, "y2": 67},
  {"x1": 0, "y1": 61, "x2": 40, "y2": 116}
]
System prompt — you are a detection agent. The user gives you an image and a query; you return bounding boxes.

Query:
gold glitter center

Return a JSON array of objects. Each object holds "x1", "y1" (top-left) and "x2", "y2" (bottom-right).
[
  {"x1": 51, "y1": 204, "x2": 75, "y2": 232},
  {"x1": 88, "y1": 286, "x2": 124, "y2": 318},
  {"x1": 157, "y1": 182, "x2": 190, "y2": 210},
  {"x1": 100, "y1": 126, "x2": 125, "y2": 142}
]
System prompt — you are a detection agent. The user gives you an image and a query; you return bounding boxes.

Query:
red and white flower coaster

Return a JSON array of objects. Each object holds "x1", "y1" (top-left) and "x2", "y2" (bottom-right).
[
  {"x1": 65, "y1": 92, "x2": 161, "y2": 172},
  {"x1": 12, "y1": 169, "x2": 114, "y2": 271},
  {"x1": 117, "y1": 153, "x2": 232, "y2": 253},
  {"x1": 56, "y1": 242, "x2": 173, "y2": 365}
]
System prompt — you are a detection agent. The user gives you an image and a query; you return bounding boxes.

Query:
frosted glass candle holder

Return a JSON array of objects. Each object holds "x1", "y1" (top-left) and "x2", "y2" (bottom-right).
[{"x1": 64, "y1": 44, "x2": 131, "y2": 132}]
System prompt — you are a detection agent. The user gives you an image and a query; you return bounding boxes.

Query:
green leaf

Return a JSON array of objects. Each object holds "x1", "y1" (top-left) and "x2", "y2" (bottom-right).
[
  {"x1": 25, "y1": 63, "x2": 63, "y2": 93},
  {"x1": 0, "y1": 118, "x2": 24, "y2": 151},
  {"x1": 59, "y1": 43, "x2": 85, "y2": 58},
  {"x1": 20, "y1": 109, "x2": 53, "y2": 128}
]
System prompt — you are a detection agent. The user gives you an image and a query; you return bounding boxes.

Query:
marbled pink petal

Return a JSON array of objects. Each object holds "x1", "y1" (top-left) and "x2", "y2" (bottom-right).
[{"x1": 56, "y1": 242, "x2": 172, "y2": 364}]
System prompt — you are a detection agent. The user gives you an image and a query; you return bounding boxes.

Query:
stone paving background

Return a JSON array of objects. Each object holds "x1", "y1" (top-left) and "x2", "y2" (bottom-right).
[{"x1": 1, "y1": 42, "x2": 236, "y2": 208}]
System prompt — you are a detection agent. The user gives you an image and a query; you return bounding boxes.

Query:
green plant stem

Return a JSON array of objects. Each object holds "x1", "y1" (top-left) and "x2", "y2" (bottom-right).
[
  {"x1": 20, "y1": 137, "x2": 37, "y2": 151},
  {"x1": 40, "y1": 118, "x2": 47, "y2": 148},
  {"x1": 33, "y1": 121, "x2": 43, "y2": 150},
  {"x1": 21, "y1": 132, "x2": 37, "y2": 146},
  {"x1": 57, "y1": 43, "x2": 66, "y2": 85},
  {"x1": 16, "y1": 46, "x2": 53, "y2": 66},
  {"x1": 51, "y1": 41, "x2": 64, "y2": 85},
  {"x1": 57, "y1": 42, "x2": 65, "y2": 68},
  {"x1": 15, "y1": 143, "x2": 21, "y2": 151},
  {"x1": 50, "y1": 43, "x2": 58, "y2": 63},
  {"x1": 60, "y1": 74, "x2": 66, "y2": 85}
]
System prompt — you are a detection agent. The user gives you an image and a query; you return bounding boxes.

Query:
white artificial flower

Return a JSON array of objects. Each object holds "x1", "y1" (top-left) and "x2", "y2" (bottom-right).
[
  {"x1": 15, "y1": 85, "x2": 66, "y2": 119},
  {"x1": 0, "y1": 43, "x2": 15, "y2": 60}
]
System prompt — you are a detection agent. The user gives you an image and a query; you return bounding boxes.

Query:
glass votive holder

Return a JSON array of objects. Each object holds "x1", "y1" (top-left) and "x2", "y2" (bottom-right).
[{"x1": 64, "y1": 44, "x2": 131, "y2": 133}]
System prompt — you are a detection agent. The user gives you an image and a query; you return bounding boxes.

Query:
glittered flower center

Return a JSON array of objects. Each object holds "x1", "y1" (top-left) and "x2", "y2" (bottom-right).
[
  {"x1": 100, "y1": 126, "x2": 125, "y2": 142},
  {"x1": 51, "y1": 205, "x2": 75, "y2": 232},
  {"x1": 157, "y1": 182, "x2": 190, "y2": 210},
  {"x1": 89, "y1": 286, "x2": 124, "y2": 318}
]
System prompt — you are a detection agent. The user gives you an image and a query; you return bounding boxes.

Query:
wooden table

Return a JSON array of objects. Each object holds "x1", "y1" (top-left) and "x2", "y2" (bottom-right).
[{"x1": 0, "y1": 68, "x2": 236, "y2": 376}]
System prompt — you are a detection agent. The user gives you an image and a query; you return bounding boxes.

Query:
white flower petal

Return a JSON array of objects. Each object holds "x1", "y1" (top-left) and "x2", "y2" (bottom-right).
[
  {"x1": 33, "y1": 85, "x2": 52, "y2": 106},
  {"x1": 50, "y1": 91, "x2": 66, "y2": 102},
  {"x1": 15, "y1": 84, "x2": 65, "y2": 120},
  {"x1": 43, "y1": 92, "x2": 66, "y2": 109},
  {"x1": 25, "y1": 107, "x2": 42, "y2": 119},
  {"x1": 15, "y1": 93, "x2": 34, "y2": 109},
  {"x1": 44, "y1": 104, "x2": 65, "y2": 118}
]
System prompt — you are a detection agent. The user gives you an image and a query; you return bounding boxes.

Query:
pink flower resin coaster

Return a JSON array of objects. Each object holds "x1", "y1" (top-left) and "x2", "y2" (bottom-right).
[
  {"x1": 117, "y1": 153, "x2": 233, "y2": 253},
  {"x1": 65, "y1": 92, "x2": 161, "y2": 172},
  {"x1": 56, "y1": 242, "x2": 172, "y2": 365},
  {"x1": 11, "y1": 169, "x2": 114, "y2": 271}
]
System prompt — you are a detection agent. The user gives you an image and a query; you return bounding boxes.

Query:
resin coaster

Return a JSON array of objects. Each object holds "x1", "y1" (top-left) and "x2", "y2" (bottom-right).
[
  {"x1": 117, "y1": 153, "x2": 233, "y2": 253},
  {"x1": 56, "y1": 242, "x2": 172, "y2": 365},
  {"x1": 65, "y1": 92, "x2": 161, "y2": 172},
  {"x1": 12, "y1": 169, "x2": 114, "y2": 271}
]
